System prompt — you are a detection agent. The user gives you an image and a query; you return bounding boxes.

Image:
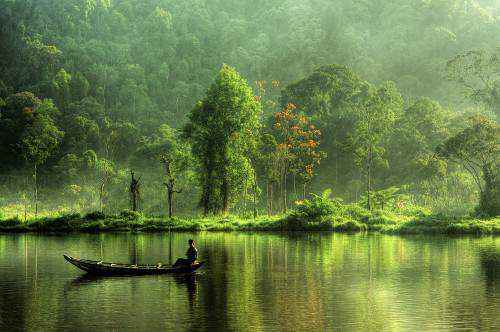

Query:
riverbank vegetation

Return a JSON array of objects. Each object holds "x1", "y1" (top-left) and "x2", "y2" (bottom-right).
[
  {"x1": 0, "y1": 1, "x2": 499, "y2": 233},
  {"x1": 1, "y1": 191, "x2": 498, "y2": 234},
  {"x1": 1, "y1": 211, "x2": 498, "y2": 235}
]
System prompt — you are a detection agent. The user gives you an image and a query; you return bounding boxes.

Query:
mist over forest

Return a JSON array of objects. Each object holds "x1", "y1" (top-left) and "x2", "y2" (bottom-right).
[{"x1": 0, "y1": 0, "x2": 499, "y2": 220}]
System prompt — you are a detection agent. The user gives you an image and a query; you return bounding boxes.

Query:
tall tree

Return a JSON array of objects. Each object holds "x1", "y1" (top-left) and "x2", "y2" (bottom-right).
[
  {"x1": 350, "y1": 81, "x2": 403, "y2": 210},
  {"x1": 0, "y1": 92, "x2": 63, "y2": 216},
  {"x1": 280, "y1": 64, "x2": 368, "y2": 197},
  {"x1": 437, "y1": 116, "x2": 499, "y2": 216},
  {"x1": 184, "y1": 65, "x2": 261, "y2": 215},
  {"x1": 272, "y1": 102, "x2": 324, "y2": 210}
]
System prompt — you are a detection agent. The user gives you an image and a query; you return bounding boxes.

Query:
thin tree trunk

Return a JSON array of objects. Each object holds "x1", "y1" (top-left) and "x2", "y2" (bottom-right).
[
  {"x1": 243, "y1": 186, "x2": 248, "y2": 214},
  {"x1": 270, "y1": 182, "x2": 273, "y2": 215},
  {"x1": 253, "y1": 172, "x2": 257, "y2": 219},
  {"x1": 278, "y1": 173, "x2": 282, "y2": 213},
  {"x1": 99, "y1": 180, "x2": 105, "y2": 212},
  {"x1": 23, "y1": 192, "x2": 28, "y2": 222},
  {"x1": 266, "y1": 180, "x2": 270, "y2": 216},
  {"x1": 222, "y1": 169, "x2": 229, "y2": 214},
  {"x1": 203, "y1": 155, "x2": 215, "y2": 215},
  {"x1": 283, "y1": 169, "x2": 287, "y2": 213},
  {"x1": 34, "y1": 164, "x2": 38, "y2": 218},
  {"x1": 293, "y1": 173, "x2": 297, "y2": 203},
  {"x1": 167, "y1": 187, "x2": 173, "y2": 218},
  {"x1": 366, "y1": 144, "x2": 372, "y2": 211}
]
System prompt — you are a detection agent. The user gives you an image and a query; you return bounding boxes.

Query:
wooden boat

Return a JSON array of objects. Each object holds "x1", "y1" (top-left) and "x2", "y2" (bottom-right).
[{"x1": 63, "y1": 254, "x2": 204, "y2": 276}]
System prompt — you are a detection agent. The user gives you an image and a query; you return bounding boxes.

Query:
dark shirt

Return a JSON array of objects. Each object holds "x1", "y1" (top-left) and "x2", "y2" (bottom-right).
[{"x1": 186, "y1": 246, "x2": 198, "y2": 261}]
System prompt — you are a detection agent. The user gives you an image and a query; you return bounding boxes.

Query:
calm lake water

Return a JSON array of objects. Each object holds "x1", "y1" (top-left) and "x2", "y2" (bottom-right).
[{"x1": 0, "y1": 232, "x2": 498, "y2": 331}]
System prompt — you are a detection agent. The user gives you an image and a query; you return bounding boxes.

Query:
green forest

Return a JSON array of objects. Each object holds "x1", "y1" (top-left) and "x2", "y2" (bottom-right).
[{"x1": 0, "y1": 0, "x2": 499, "y2": 234}]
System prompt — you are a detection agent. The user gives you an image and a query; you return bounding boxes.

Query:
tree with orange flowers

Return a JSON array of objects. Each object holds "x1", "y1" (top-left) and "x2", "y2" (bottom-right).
[
  {"x1": 272, "y1": 102, "x2": 324, "y2": 212},
  {"x1": 290, "y1": 119, "x2": 324, "y2": 198}
]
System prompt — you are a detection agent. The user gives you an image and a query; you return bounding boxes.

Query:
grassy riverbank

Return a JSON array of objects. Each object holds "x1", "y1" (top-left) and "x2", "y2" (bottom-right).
[{"x1": 0, "y1": 207, "x2": 498, "y2": 235}]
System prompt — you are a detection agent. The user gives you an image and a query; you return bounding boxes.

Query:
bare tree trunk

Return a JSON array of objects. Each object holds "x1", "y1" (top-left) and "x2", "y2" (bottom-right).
[
  {"x1": 222, "y1": 171, "x2": 229, "y2": 215},
  {"x1": 34, "y1": 164, "x2": 38, "y2": 218},
  {"x1": 293, "y1": 173, "x2": 297, "y2": 203},
  {"x1": 202, "y1": 156, "x2": 215, "y2": 215},
  {"x1": 130, "y1": 171, "x2": 140, "y2": 212},
  {"x1": 162, "y1": 156, "x2": 175, "y2": 218},
  {"x1": 366, "y1": 144, "x2": 372, "y2": 211},
  {"x1": 266, "y1": 180, "x2": 270, "y2": 216},
  {"x1": 99, "y1": 179, "x2": 106, "y2": 212},
  {"x1": 243, "y1": 186, "x2": 248, "y2": 214},
  {"x1": 23, "y1": 192, "x2": 28, "y2": 222},
  {"x1": 283, "y1": 169, "x2": 287, "y2": 213},
  {"x1": 270, "y1": 182, "x2": 273, "y2": 215},
  {"x1": 267, "y1": 180, "x2": 273, "y2": 216},
  {"x1": 253, "y1": 171, "x2": 258, "y2": 219},
  {"x1": 278, "y1": 174, "x2": 282, "y2": 213},
  {"x1": 167, "y1": 187, "x2": 173, "y2": 218}
]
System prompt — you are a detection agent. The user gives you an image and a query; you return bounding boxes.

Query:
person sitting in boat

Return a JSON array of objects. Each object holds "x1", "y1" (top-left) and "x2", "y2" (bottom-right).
[{"x1": 173, "y1": 239, "x2": 198, "y2": 267}]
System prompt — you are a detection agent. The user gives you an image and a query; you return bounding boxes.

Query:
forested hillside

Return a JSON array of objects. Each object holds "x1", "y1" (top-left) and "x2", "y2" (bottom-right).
[{"x1": 0, "y1": 0, "x2": 498, "y2": 219}]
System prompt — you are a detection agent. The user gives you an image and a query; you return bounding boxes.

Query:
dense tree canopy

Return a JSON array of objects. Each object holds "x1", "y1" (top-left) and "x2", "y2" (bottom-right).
[{"x1": 0, "y1": 0, "x2": 499, "y2": 217}]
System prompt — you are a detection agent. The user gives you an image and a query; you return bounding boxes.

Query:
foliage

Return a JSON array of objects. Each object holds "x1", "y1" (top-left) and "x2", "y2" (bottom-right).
[
  {"x1": 184, "y1": 65, "x2": 261, "y2": 214},
  {"x1": 446, "y1": 47, "x2": 500, "y2": 118},
  {"x1": 291, "y1": 189, "x2": 343, "y2": 220},
  {"x1": 0, "y1": 216, "x2": 22, "y2": 228},
  {"x1": 119, "y1": 210, "x2": 143, "y2": 221},
  {"x1": 0, "y1": 0, "x2": 498, "y2": 218},
  {"x1": 349, "y1": 81, "x2": 403, "y2": 209},
  {"x1": 437, "y1": 116, "x2": 499, "y2": 216},
  {"x1": 385, "y1": 98, "x2": 454, "y2": 185},
  {"x1": 0, "y1": 92, "x2": 62, "y2": 170},
  {"x1": 273, "y1": 102, "x2": 324, "y2": 181},
  {"x1": 359, "y1": 187, "x2": 408, "y2": 211},
  {"x1": 84, "y1": 211, "x2": 105, "y2": 221},
  {"x1": 1, "y1": 207, "x2": 497, "y2": 235}
]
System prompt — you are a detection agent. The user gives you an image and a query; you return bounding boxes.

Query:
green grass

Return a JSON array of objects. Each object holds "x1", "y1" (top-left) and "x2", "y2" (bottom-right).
[{"x1": 0, "y1": 208, "x2": 498, "y2": 235}]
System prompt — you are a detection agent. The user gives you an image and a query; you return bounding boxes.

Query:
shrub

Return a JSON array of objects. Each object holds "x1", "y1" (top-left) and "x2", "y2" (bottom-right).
[
  {"x1": 367, "y1": 210, "x2": 397, "y2": 225},
  {"x1": 281, "y1": 214, "x2": 307, "y2": 230},
  {"x1": 141, "y1": 218, "x2": 173, "y2": 231},
  {"x1": 119, "y1": 210, "x2": 143, "y2": 221},
  {"x1": 0, "y1": 216, "x2": 22, "y2": 227},
  {"x1": 344, "y1": 204, "x2": 371, "y2": 221},
  {"x1": 84, "y1": 211, "x2": 105, "y2": 221},
  {"x1": 292, "y1": 189, "x2": 343, "y2": 221},
  {"x1": 399, "y1": 204, "x2": 432, "y2": 218}
]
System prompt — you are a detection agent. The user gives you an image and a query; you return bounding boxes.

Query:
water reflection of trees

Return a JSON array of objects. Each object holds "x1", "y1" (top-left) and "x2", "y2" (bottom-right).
[
  {"x1": 192, "y1": 232, "x2": 499, "y2": 330},
  {"x1": 1, "y1": 233, "x2": 499, "y2": 330},
  {"x1": 0, "y1": 235, "x2": 30, "y2": 330},
  {"x1": 478, "y1": 245, "x2": 499, "y2": 287}
]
